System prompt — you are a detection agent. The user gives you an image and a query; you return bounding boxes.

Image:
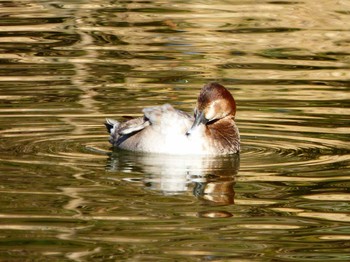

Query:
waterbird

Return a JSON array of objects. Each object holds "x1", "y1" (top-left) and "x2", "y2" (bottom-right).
[{"x1": 105, "y1": 82, "x2": 240, "y2": 155}]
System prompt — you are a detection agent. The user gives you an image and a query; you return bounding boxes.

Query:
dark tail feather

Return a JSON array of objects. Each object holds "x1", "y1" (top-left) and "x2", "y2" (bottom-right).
[{"x1": 105, "y1": 119, "x2": 118, "y2": 134}]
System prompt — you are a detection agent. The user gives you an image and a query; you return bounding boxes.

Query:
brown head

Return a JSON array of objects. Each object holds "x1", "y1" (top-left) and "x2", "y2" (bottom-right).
[{"x1": 186, "y1": 82, "x2": 237, "y2": 135}]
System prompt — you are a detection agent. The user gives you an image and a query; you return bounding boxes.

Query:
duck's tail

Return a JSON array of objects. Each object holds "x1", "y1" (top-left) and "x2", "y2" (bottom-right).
[{"x1": 105, "y1": 118, "x2": 119, "y2": 134}]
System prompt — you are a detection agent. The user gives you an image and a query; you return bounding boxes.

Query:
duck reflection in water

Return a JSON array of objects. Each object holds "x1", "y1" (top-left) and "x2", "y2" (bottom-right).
[{"x1": 106, "y1": 151, "x2": 240, "y2": 207}]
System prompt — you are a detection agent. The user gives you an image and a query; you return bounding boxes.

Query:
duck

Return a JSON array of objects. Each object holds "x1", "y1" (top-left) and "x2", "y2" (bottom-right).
[{"x1": 105, "y1": 82, "x2": 240, "y2": 155}]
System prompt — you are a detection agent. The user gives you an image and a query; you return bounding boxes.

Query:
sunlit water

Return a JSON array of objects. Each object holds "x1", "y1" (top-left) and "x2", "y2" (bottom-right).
[{"x1": 0, "y1": 0, "x2": 349, "y2": 261}]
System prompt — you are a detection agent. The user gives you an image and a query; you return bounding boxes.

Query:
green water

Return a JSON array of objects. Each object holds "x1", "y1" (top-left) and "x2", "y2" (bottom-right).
[{"x1": 0, "y1": 0, "x2": 349, "y2": 261}]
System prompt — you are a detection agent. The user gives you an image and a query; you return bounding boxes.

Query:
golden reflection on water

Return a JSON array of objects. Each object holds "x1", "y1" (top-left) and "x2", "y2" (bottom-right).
[
  {"x1": 303, "y1": 193, "x2": 350, "y2": 201},
  {"x1": 298, "y1": 212, "x2": 350, "y2": 223}
]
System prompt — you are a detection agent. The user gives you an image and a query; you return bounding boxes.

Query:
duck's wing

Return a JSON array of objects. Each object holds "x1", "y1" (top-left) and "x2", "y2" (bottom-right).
[
  {"x1": 118, "y1": 117, "x2": 150, "y2": 135},
  {"x1": 106, "y1": 104, "x2": 191, "y2": 135},
  {"x1": 106, "y1": 104, "x2": 193, "y2": 149},
  {"x1": 142, "y1": 104, "x2": 193, "y2": 127},
  {"x1": 105, "y1": 117, "x2": 149, "y2": 136}
]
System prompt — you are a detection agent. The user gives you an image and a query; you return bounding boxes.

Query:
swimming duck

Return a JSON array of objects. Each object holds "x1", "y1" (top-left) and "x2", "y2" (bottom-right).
[{"x1": 105, "y1": 82, "x2": 240, "y2": 155}]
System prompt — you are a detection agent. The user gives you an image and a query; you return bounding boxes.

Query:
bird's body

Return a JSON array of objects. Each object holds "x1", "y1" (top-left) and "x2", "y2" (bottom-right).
[{"x1": 105, "y1": 83, "x2": 240, "y2": 155}]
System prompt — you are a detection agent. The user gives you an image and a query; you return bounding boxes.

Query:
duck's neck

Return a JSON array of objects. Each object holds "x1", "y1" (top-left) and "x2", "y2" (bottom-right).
[{"x1": 205, "y1": 116, "x2": 240, "y2": 153}]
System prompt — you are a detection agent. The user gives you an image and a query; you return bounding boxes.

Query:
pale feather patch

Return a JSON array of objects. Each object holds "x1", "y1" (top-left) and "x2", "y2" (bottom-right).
[
  {"x1": 119, "y1": 120, "x2": 150, "y2": 135},
  {"x1": 205, "y1": 99, "x2": 225, "y2": 121}
]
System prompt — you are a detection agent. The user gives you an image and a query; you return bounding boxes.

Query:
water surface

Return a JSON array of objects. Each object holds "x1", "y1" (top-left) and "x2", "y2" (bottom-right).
[{"x1": 0, "y1": 0, "x2": 349, "y2": 261}]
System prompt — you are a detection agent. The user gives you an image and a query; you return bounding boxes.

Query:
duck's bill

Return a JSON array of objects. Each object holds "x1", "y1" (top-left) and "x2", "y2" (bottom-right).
[{"x1": 186, "y1": 111, "x2": 207, "y2": 136}]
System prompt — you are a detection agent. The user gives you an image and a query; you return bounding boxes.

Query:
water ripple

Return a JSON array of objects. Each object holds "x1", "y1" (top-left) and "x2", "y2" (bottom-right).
[{"x1": 0, "y1": 0, "x2": 350, "y2": 261}]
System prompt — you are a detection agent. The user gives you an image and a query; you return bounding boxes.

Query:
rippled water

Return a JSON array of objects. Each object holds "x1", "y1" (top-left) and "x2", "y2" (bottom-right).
[{"x1": 0, "y1": 0, "x2": 349, "y2": 261}]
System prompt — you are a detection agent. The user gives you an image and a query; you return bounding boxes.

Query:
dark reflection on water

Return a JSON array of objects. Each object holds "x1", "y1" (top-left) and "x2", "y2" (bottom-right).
[{"x1": 0, "y1": 0, "x2": 350, "y2": 261}]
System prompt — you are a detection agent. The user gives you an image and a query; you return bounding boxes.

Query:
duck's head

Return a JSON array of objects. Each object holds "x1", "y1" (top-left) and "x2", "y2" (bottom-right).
[{"x1": 186, "y1": 82, "x2": 236, "y2": 136}]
